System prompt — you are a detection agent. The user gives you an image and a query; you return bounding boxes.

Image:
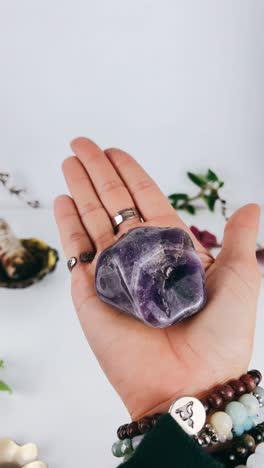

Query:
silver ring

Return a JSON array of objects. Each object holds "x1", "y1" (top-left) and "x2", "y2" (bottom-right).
[
  {"x1": 67, "y1": 251, "x2": 96, "y2": 272},
  {"x1": 112, "y1": 207, "x2": 141, "y2": 230},
  {"x1": 67, "y1": 256, "x2": 77, "y2": 272}
]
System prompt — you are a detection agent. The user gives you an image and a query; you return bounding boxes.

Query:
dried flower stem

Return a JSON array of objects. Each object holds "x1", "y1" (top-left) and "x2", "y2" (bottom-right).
[{"x1": 0, "y1": 172, "x2": 40, "y2": 208}]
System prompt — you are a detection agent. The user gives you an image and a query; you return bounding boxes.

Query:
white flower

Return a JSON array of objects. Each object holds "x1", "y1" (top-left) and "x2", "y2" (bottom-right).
[{"x1": 0, "y1": 439, "x2": 47, "y2": 467}]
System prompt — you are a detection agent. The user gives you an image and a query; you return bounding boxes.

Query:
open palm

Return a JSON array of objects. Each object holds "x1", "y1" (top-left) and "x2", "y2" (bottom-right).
[{"x1": 54, "y1": 138, "x2": 261, "y2": 420}]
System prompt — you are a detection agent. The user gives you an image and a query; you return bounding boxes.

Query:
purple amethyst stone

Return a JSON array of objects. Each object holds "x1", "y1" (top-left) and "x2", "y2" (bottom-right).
[{"x1": 95, "y1": 227, "x2": 207, "y2": 328}]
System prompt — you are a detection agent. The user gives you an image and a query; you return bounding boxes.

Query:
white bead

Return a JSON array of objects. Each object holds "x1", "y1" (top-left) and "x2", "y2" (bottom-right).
[
  {"x1": 132, "y1": 435, "x2": 144, "y2": 450},
  {"x1": 246, "y1": 453, "x2": 264, "y2": 467},
  {"x1": 239, "y1": 394, "x2": 260, "y2": 417},
  {"x1": 209, "y1": 411, "x2": 233, "y2": 437},
  {"x1": 255, "y1": 442, "x2": 264, "y2": 455},
  {"x1": 225, "y1": 401, "x2": 248, "y2": 425}
]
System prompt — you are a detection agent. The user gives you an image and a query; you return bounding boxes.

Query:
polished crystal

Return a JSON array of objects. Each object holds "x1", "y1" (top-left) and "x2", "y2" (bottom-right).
[{"x1": 95, "y1": 227, "x2": 207, "y2": 328}]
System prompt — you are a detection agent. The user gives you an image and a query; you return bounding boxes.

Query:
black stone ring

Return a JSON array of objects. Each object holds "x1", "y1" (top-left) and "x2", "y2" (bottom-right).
[
  {"x1": 79, "y1": 251, "x2": 96, "y2": 263},
  {"x1": 67, "y1": 251, "x2": 96, "y2": 272}
]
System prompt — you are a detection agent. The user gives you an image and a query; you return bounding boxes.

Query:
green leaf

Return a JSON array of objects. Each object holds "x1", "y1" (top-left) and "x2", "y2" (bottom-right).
[
  {"x1": 218, "y1": 181, "x2": 224, "y2": 188},
  {"x1": 207, "y1": 169, "x2": 219, "y2": 182},
  {"x1": 203, "y1": 192, "x2": 218, "y2": 211},
  {"x1": 0, "y1": 360, "x2": 4, "y2": 369},
  {"x1": 185, "y1": 204, "x2": 196, "y2": 215},
  {"x1": 0, "y1": 381, "x2": 12, "y2": 393},
  {"x1": 187, "y1": 172, "x2": 207, "y2": 188},
  {"x1": 168, "y1": 193, "x2": 188, "y2": 202}
]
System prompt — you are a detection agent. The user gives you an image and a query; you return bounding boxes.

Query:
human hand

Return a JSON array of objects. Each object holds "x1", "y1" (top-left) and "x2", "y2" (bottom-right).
[{"x1": 54, "y1": 138, "x2": 262, "y2": 420}]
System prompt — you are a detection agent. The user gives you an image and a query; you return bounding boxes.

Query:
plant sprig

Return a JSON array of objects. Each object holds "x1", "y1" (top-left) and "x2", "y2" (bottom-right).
[
  {"x1": 168, "y1": 169, "x2": 227, "y2": 219},
  {"x1": 0, "y1": 172, "x2": 40, "y2": 208},
  {"x1": 0, "y1": 360, "x2": 12, "y2": 394}
]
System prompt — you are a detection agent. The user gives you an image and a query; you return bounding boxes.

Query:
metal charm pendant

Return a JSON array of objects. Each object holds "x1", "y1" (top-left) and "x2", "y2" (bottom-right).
[
  {"x1": 169, "y1": 396, "x2": 206, "y2": 436},
  {"x1": 67, "y1": 256, "x2": 77, "y2": 272}
]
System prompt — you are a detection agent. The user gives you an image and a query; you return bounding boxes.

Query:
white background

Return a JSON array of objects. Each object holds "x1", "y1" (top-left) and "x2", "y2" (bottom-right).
[{"x1": 0, "y1": 1, "x2": 264, "y2": 467}]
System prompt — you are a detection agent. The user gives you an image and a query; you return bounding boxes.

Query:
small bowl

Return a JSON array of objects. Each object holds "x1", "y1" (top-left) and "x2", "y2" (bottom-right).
[{"x1": 0, "y1": 238, "x2": 59, "y2": 289}]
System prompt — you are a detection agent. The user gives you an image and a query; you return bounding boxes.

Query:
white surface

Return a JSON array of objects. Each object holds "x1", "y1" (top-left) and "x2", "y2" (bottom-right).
[
  {"x1": 0, "y1": 1, "x2": 264, "y2": 467},
  {"x1": 0, "y1": 1, "x2": 264, "y2": 207}
]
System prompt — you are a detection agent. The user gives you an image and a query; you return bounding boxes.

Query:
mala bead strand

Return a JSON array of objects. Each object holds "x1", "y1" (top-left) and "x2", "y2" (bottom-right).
[
  {"x1": 113, "y1": 370, "x2": 263, "y2": 462},
  {"x1": 209, "y1": 392, "x2": 261, "y2": 442},
  {"x1": 216, "y1": 424, "x2": 264, "y2": 467},
  {"x1": 203, "y1": 370, "x2": 261, "y2": 415},
  {"x1": 117, "y1": 414, "x2": 162, "y2": 440}
]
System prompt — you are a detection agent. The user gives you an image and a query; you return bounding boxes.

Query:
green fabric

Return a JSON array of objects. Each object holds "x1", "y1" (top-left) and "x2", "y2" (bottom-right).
[{"x1": 119, "y1": 414, "x2": 225, "y2": 468}]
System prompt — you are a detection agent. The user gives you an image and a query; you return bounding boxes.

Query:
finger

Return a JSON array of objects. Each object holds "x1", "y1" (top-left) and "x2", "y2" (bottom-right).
[
  {"x1": 105, "y1": 147, "x2": 176, "y2": 222},
  {"x1": 217, "y1": 203, "x2": 262, "y2": 283},
  {"x1": 54, "y1": 194, "x2": 95, "y2": 279},
  {"x1": 62, "y1": 156, "x2": 115, "y2": 250},
  {"x1": 105, "y1": 147, "x2": 208, "y2": 253},
  {"x1": 70, "y1": 137, "x2": 143, "y2": 235}
]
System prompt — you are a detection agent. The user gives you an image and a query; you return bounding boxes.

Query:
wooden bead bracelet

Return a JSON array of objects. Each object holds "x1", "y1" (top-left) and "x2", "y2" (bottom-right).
[
  {"x1": 117, "y1": 413, "x2": 162, "y2": 440},
  {"x1": 202, "y1": 370, "x2": 262, "y2": 414}
]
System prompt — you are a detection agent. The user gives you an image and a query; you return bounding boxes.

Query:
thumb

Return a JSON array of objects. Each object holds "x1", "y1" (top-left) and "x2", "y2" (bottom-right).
[{"x1": 218, "y1": 203, "x2": 261, "y2": 267}]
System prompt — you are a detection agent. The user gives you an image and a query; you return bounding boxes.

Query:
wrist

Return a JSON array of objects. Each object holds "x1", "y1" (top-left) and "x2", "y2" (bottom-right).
[{"x1": 112, "y1": 369, "x2": 264, "y2": 464}]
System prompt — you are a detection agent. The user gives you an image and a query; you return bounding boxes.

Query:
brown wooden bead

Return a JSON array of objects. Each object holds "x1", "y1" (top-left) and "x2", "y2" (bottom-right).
[
  {"x1": 127, "y1": 421, "x2": 141, "y2": 438},
  {"x1": 117, "y1": 424, "x2": 129, "y2": 440},
  {"x1": 248, "y1": 369, "x2": 262, "y2": 386},
  {"x1": 138, "y1": 417, "x2": 152, "y2": 434},
  {"x1": 202, "y1": 399, "x2": 210, "y2": 414},
  {"x1": 217, "y1": 384, "x2": 235, "y2": 402},
  {"x1": 240, "y1": 374, "x2": 256, "y2": 392},
  {"x1": 207, "y1": 391, "x2": 225, "y2": 410},
  {"x1": 151, "y1": 413, "x2": 162, "y2": 426},
  {"x1": 229, "y1": 379, "x2": 247, "y2": 397}
]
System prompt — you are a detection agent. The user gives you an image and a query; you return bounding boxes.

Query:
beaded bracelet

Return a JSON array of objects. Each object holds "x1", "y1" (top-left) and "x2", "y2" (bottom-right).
[
  {"x1": 202, "y1": 370, "x2": 262, "y2": 413},
  {"x1": 235, "y1": 441, "x2": 264, "y2": 467},
  {"x1": 116, "y1": 370, "x2": 262, "y2": 441},
  {"x1": 112, "y1": 386, "x2": 264, "y2": 458},
  {"x1": 117, "y1": 413, "x2": 162, "y2": 440},
  {"x1": 215, "y1": 422, "x2": 264, "y2": 467},
  {"x1": 113, "y1": 370, "x2": 263, "y2": 461}
]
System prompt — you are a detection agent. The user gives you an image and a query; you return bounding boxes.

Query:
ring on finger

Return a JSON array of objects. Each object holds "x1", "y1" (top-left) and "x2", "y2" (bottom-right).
[
  {"x1": 112, "y1": 207, "x2": 142, "y2": 232},
  {"x1": 67, "y1": 250, "x2": 96, "y2": 272}
]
